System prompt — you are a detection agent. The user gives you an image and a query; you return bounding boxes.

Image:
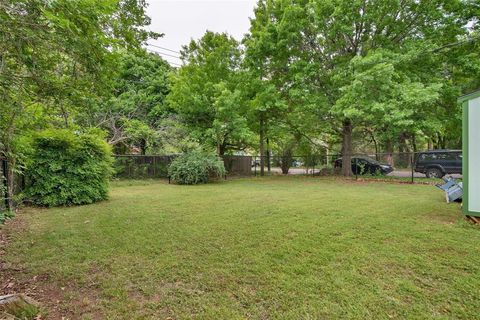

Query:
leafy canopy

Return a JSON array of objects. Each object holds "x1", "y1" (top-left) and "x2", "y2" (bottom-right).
[{"x1": 168, "y1": 31, "x2": 254, "y2": 155}]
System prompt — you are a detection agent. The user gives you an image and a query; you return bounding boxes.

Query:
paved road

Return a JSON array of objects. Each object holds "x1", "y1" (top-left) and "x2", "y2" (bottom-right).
[
  {"x1": 259, "y1": 167, "x2": 462, "y2": 179},
  {"x1": 388, "y1": 170, "x2": 425, "y2": 178},
  {"x1": 388, "y1": 170, "x2": 462, "y2": 179}
]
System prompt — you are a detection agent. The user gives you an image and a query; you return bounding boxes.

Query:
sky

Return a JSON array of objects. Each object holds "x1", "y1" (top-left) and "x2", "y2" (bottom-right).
[{"x1": 145, "y1": 0, "x2": 257, "y2": 66}]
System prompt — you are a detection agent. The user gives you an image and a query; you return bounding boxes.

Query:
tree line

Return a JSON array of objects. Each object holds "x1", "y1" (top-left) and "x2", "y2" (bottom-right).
[{"x1": 1, "y1": 0, "x2": 479, "y2": 186}]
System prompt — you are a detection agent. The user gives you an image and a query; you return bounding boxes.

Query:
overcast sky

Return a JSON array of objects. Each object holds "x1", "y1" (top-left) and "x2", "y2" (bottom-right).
[{"x1": 145, "y1": 0, "x2": 257, "y2": 66}]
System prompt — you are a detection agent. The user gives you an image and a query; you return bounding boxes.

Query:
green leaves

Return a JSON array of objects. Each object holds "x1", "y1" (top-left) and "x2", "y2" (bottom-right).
[
  {"x1": 168, "y1": 151, "x2": 226, "y2": 185},
  {"x1": 168, "y1": 32, "x2": 253, "y2": 155},
  {"x1": 0, "y1": 0, "x2": 157, "y2": 163},
  {"x1": 25, "y1": 129, "x2": 113, "y2": 206},
  {"x1": 245, "y1": 0, "x2": 478, "y2": 155}
]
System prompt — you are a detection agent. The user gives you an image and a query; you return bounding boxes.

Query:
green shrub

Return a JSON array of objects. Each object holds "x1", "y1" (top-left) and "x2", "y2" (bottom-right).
[
  {"x1": 168, "y1": 151, "x2": 225, "y2": 185},
  {"x1": 25, "y1": 129, "x2": 113, "y2": 206},
  {"x1": 0, "y1": 210, "x2": 15, "y2": 224}
]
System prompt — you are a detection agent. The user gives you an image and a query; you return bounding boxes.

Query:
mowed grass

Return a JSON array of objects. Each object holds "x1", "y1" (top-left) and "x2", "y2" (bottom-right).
[{"x1": 3, "y1": 176, "x2": 480, "y2": 319}]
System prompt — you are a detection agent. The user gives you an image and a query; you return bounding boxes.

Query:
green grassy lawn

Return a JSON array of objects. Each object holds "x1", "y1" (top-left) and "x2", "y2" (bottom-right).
[{"x1": 2, "y1": 177, "x2": 479, "y2": 319}]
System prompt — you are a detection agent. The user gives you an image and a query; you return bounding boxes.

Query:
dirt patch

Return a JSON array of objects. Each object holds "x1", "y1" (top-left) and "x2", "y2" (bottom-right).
[{"x1": 0, "y1": 213, "x2": 104, "y2": 319}]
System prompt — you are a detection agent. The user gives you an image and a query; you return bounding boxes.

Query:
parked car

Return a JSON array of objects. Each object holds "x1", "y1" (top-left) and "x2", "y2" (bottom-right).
[
  {"x1": 334, "y1": 156, "x2": 394, "y2": 175},
  {"x1": 292, "y1": 160, "x2": 303, "y2": 167},
  {"x1": 251, "y1": 159, "x2": 260, "y2": 167},
  {"x1": 414, "y1": 150, "x2": 462, "y2": 178}
]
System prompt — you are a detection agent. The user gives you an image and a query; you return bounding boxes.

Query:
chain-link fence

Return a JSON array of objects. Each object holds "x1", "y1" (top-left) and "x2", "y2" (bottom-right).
[
  {"x1": 0, "y1": 151, "x2": 463, "y2": 212},
  {"x1": 114, "y1": 155, "x2": 176, "y2": 179},
  {"x1": 250, "y1": 150, "x2": 462, "y2": 182},
  {"x1": 113, "y1": 150, "x2": 462, "y2": 183},
  {"x1": 113, "y1": 154, "x2": 254, "y2": 179}
]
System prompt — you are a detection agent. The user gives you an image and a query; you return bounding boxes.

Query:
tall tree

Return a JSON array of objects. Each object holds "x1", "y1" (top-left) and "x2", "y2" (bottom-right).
[
  {"x1": 0, "y1": 0, "x2": 157, "y2": 206},
  {"x1": 245, "y1": 0, "x2": 477, "y2": 175},
  {"x1": 168, "y1": 31, "x2": 254, "y2": 155},
  {"x1": 82, "y1": 51, "x2": 172, "y2": 154}
]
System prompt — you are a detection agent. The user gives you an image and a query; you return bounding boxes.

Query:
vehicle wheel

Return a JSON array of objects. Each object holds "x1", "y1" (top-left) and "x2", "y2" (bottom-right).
[{"x1": 426, "y1": 168, "x2": 443, "y2": 179}]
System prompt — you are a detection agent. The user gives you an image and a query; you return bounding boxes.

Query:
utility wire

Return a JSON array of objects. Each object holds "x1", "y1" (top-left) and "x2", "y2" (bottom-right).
[
  {"x1": 146, "y1": 48, "x2": 181, "y2": 60},
  {"x1": 351, "y1": 34, "x2": 480, "y2": 68},
  {"x1": 146, "y1": 43, "x2": 181, "y2": 54},
  {"x1": 145, "y1": 49, "x2": 182, "y2": 67}
]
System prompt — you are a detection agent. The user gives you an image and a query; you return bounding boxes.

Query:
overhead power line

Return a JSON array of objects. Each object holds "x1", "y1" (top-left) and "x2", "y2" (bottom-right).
[
  {"x1": 147, "y1": 48, "x2": 181, "y2": 60},
  {"x1": 145, "y1": 49, "x2": 183, "y2": 67},
  {"x1": 147, "y1": 43, "x2": 181, "y2": 54}
]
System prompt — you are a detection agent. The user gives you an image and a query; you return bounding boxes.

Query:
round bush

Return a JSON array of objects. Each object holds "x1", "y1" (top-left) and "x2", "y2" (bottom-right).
[
  {"x1": 26, "y1": 129, "x2": 113, "y2": 206},
  {"x1": 168, "y1": 151, "x2": 226, "y2": 185}
]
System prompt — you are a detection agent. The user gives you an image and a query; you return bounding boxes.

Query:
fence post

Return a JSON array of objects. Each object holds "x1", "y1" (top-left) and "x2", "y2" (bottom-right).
[
  {"x1": 128, "y1": 157, "x2": 132, "y2": 179},
  {"x1": 152, "y1": 156, "x2": 156, "y2": 178},
  {"x1": 254, "y1": 156, "x2": 257, "y2": 176},
  {"x1": 411, "y1": 153, "x2": 415, "y2": 184},
  {"x1": 355, "y1": 156, "x2": 358, "y2": 180},
  {"x1": 312, "y1": 155, "x2": 315, "y2": 177}
]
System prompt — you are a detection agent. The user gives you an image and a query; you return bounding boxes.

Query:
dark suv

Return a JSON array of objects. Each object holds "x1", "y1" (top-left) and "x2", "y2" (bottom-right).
[{"x1": 414, "y1": 150, "x2": 462, "y2": 178}]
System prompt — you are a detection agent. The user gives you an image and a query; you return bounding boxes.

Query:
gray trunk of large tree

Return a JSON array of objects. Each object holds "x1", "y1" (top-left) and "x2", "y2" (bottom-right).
[
  {"x1": 259, "y1": 114, "x2": 265, "y2": 176},
  {"x1": 341, "y1": 119, "x2": 353, "y2": 176}
]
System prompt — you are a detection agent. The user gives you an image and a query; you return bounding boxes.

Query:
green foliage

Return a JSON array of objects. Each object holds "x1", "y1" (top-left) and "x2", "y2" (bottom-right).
[
  {"x1": 168, "y1": 32, "x2": 254, "y2": 155},
  {"x1": 0, "y1": 0, "x2": 158, "y2": 209},
  {"x1": 1, "y1": 296, "x2": 40, "y2": 320},
  {"x1": 244, "y1": 0, "x2": 479, "y2": 174},
  {"x1": 1, "y1": 0, "x2": 479, "y2": 187},
  {"x1": 168, "y1": 151, "x2": 225, "y2": 185},
  {"x1": 85, "y1": 51, "x2": 173, "y2": 154},
  {"x1": 25, "y1": 129, "x2": 113, "y2": 206},
  {"x1": 0, "y1": 210, "x2": 15, "y2": 224}
]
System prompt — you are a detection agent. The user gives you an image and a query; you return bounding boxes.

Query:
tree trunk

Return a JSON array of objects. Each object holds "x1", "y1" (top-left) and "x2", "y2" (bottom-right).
[
  {"x1": 266, "y1": 137, "x2": 271, "y2": 172},
  {"x1": 2, "y1": 120, "x2": 16, "y2": 211},
  {"x1": 218, "y1": 141, "x2": 226, "y2": 156},
  {"x1": 367, "y1": 129, "x2": 379, "y2": 160},
  {"x1": 280, "y1": 148, "x2": 293, "y2": 174},
  {"x1": 1, "y1": 160, "x2": 9, "y2": 210},
  {"x1": 341, "y1": 119, "x2": 353, "y2": 176},
  {"x1": 398, "y1": 132, "x2": 410, "y2": 168},
  {"x1": 439, "y1": 134, "x2": 446, "y2": 149},
  {"x1": 259, "y1": 114, "x2": 265, "y2": 176},
  {"x1": 411, "y1": 133, "x2": 418, "y2": 152},
  {"x1": 139, "y1": 138, "x2": 147, "y2": 155},
  {"x1": 6, "y1": 160, "x2": 15, "y2": 210},
  {"x1": 385, "y1": 138, "x2": 394, "y2": 167}
]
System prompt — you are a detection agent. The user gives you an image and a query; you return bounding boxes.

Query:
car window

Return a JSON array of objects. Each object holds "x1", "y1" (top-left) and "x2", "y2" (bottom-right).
[
  {"x1": 442, "y1": 153, "x2": 460, "y2": 160},
  {"x1": 361, "y1": 157, "x2": 379, "y2": 164},
  {"x1": 420, "y1": 153, "x2": 436, "y2": 161},
  {"x1": 353, "y1": 158, "x2": 368, "y2": 165},
  {"x1": 420, "y1": 152, "x2": 460, "y2": 161}
]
